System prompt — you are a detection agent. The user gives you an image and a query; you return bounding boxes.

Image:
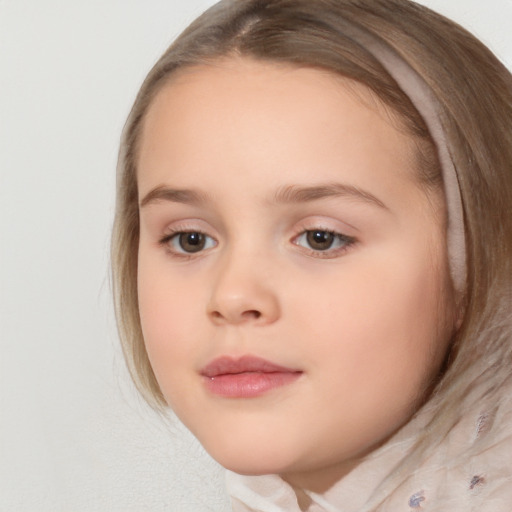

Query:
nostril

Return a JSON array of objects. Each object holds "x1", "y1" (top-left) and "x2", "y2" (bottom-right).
[
  {"x1": 242, "y1": 310, "x2": 261, "y2": 319},
  {"x1": 209, "y1": 309, "x2": 262, "y2": 322}
]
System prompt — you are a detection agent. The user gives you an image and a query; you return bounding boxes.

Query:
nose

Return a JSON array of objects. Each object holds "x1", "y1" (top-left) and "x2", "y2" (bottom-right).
[{"x1": 206, "y1": 252, "x2": 281, "y2": 326}]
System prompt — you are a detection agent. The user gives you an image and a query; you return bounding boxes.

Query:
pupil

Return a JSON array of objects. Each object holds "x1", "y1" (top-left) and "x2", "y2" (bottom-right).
[
  {"x1": 307, "y1": 230, "x2": 334, "y2": 250},
  {"x1": 179, "y1": 232, "x2": 205, "y2": 253}
]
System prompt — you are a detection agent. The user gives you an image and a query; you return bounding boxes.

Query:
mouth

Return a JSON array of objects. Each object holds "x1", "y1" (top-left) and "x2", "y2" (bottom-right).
[{"x1": 200, "y1": 355, "x2": 302, "y2": 398}]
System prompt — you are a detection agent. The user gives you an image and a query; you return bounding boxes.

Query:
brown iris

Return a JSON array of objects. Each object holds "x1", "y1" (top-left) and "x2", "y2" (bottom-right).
[
  {"x1": 178, "y1": 232, "x2": 206, "y2": 253},
  {"x1": 306, "y1": 230, "x2": 335, "y2": 251}
]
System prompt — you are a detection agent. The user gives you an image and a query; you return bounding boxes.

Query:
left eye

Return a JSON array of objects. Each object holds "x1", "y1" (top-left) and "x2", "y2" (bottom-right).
[
  {"x1": 294, "y1": 229, "x2": 354, "y2": 252},
  {"x1": 166, "y1": 231, "x2": 216, "y2": 254}
]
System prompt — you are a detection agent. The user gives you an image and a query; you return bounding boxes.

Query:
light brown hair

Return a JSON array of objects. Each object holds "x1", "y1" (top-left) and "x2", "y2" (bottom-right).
[{"x1": 112, "y1": 0, "x2": 512, "y2": 467}]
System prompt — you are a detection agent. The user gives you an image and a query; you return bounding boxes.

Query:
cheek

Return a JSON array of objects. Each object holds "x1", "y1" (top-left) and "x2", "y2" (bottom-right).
[
  {"x1": 297, "y1": 249, "x2": 452, "y2": 413},
  {"x1": 137, "y1": 252, "x2": 201, "y2": 387}
]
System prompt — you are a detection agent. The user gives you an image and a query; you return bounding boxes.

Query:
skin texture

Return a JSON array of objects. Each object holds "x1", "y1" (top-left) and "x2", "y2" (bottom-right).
[{"x1": 136, "y1": 58, "x2": 456, "y2": 492}]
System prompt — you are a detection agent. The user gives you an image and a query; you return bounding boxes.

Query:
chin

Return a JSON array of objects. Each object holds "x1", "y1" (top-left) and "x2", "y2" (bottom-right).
[
  {"x1": 211, "y1": 448, "x2": 293, "y2": 476},
  {"x1": 200, "y1": 433, "x2": 300, "y2": 476}
]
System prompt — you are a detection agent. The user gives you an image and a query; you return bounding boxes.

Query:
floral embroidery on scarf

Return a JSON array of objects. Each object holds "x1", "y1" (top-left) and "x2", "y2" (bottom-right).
[
  {"x1": 409, "y1": 490, "x2": 425, "y2": 508},
  {"x1": 475, "y1": 413, "x2": 489, "y2": 438},
  {"x1": 470, "y1": 475, "x2": 485, "y2": 490}
]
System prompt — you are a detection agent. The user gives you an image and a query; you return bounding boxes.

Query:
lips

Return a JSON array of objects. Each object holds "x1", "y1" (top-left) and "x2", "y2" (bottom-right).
[{"x1": 200, "y1": 355, "x2": 302, "y2": 398}]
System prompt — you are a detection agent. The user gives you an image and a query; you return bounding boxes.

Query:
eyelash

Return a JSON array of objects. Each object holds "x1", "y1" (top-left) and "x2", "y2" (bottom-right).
[
  {"x1": 292, "y1": 228, "x2": 356, "y2": 259},
  {"x1": 159, "y1": 229, "x2": 217, "y2": 259},
  {"x1": 158, "y1": 227, "x2": 356, "y2": 259}
]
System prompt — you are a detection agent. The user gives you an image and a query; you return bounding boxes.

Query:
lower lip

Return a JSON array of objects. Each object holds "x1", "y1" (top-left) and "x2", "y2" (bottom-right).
[{"x1": 203, "y1": 371, "x2": 301, "y2": 398}]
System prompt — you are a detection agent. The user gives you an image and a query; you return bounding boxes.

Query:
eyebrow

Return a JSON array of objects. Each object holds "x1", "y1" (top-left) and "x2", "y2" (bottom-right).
[
  {"x1": 139, "y1": 182, "x2": 388, "y2": 210},
  {"x1": 139, "y1": 186, "x2": 210, "y2": 208},
  {"x1": 271, "y1": 183, "x2": 388, "y2": 210}
]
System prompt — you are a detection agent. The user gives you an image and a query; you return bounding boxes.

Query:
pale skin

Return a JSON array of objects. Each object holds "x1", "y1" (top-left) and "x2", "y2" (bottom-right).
[{"x1": 136, "y1": 58, "x2": 457, "y2": 493}]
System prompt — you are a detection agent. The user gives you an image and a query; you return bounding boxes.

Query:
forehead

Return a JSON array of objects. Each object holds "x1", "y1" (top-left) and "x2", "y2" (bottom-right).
[
  {"x1": 142, "y1": 58, "x2": 411, "y2": 143},
  {"x1": 137, "y1": 58, "x2": 420, "y2": 198}
]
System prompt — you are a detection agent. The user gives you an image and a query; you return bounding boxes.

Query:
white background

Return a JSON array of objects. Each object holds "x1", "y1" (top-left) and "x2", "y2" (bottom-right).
[{"x1": 1, "y1": 1, "x2": 511, "y2": 510}]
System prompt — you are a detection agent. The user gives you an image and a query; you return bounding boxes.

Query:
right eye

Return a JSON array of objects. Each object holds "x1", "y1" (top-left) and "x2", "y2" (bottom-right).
[
  {"x1": 293, "y1": 228, "x2": 355, "y2": 257},
  {"x1": 162, "y1": 231, "x2": 216, "y2": 254}
]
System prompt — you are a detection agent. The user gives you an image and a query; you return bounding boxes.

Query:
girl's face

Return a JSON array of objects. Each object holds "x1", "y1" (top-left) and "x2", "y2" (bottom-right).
[{"x1": 137, "y1": 59, "x2": 456, "y2": 491}]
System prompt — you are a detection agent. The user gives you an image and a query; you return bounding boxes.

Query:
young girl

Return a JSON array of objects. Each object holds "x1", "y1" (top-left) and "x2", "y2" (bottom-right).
[{"x1": 112, "y1": 0, "x2": 512, "y2": 510}]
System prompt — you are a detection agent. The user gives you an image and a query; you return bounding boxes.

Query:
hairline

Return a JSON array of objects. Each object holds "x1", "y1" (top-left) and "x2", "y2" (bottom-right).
[{"x1": 136, "y1": 54, "x2": 444, "y2": 204}]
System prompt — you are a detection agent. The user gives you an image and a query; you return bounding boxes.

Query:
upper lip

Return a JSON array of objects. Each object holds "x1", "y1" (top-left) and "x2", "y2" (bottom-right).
[{"x1": 200, "y1": 355, "x2": 300, "y2": 378}]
